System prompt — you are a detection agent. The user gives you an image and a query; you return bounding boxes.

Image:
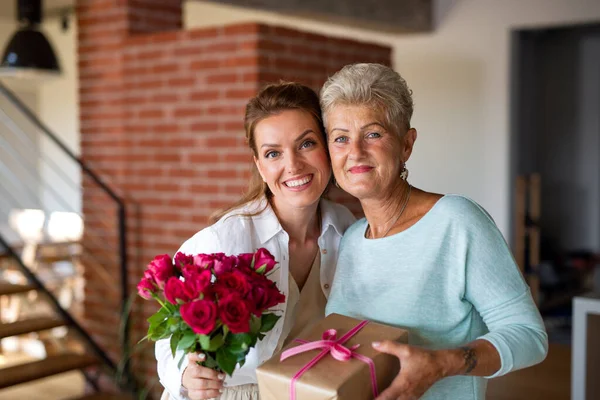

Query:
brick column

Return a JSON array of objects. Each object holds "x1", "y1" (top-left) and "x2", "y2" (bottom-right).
[{"x1": 77, "y1": 1, "x2": 390, "y2": 395}]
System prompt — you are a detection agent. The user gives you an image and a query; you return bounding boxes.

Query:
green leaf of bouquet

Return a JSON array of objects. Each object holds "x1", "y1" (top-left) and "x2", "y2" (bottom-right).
[
  {"x1": 177, "y1": 331, "x2": 197, "y2": 350},
  {"x1": 148, "y1": 308, "x2": 169, "y2": 325},
  {"x1": 199, "y1": 334, "x2": 211, "y2": 351},
  {"x1": 227, "y1": 333, "x2": 252, "y2": 354},
  {"x1": 250, "y1": 315, "x2": 261, "y2": 334},
  {"x1": 168, "y1": 317, "x2": 180, "y2": 333},
  {"x1": 170, "y1": 331, "x2": 182, "y2": 358},
  {"x1": 205, "y1": 334, "x2": 225, "y2": 352},
  {"x1": 260, "y1": 313, "x2": 280, "y2": 332},
  {"x1": 149, "y1": 319, "x2": 170, "y2": 340},
  {"x1": 203, "y1": 352, "x2": 219, "y2": 370},
  {"x1": 216, "y1": 348, "x2": 237, "y2": 376}
]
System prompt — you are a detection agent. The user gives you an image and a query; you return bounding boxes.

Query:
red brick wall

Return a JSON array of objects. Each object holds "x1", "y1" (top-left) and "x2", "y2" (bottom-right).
[{"x1": 77, "y1": 1, "x2": 390, "y2": 396}]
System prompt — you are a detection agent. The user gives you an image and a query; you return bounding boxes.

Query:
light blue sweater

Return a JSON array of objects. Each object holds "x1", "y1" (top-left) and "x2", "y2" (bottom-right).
[{"x1": 326, "y1": 195, "x2": 548, "y2": 400}]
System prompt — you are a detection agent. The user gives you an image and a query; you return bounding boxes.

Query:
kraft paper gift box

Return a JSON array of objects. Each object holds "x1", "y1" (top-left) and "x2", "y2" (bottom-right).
[{"x1": 256, "y1": 313, "x2": 409, "y2": 400}]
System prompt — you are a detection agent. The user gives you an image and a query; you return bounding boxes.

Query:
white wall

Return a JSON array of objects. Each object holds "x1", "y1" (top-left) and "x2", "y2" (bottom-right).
[
  {"x1": 0, "y1": 13, "x2": 80, "y2": 216},
  {"x1": 38, "y1": 15, "x2": 81, "y2": 214},
  {"x1": 185, "y1": 0, "x2": 600, "y2": 238}
]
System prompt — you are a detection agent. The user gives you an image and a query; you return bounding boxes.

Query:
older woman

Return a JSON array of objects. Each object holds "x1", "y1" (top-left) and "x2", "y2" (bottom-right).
[{"x1": 322, "y1": 64, "x2": 548, "y2": 400}]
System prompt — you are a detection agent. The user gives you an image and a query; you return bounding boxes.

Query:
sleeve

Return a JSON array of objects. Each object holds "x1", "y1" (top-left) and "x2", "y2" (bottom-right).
[
  {"x1": 461, "y1": 200, "x2": 548, "y2": 378},
  {"x1": 155, "y1": 227, "x2": 221, "y2": 399}
]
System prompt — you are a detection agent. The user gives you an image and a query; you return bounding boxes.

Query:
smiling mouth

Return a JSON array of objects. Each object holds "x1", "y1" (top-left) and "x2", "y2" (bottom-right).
[
  {"x1": 284, "y1": 174, "x2": 313, "y2": 187},
  {"x1": 348, "y1": 166, "x2": 373, "y2": 174}
]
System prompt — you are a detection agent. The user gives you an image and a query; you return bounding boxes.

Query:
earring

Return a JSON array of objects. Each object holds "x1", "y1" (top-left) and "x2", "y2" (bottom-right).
[{"x1": 400, "y1": 163, "x2": 409, "y2": 181}]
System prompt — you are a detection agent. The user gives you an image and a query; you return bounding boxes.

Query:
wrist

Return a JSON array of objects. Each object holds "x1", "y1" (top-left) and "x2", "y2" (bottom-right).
[{"x1": 435, "y1": 349, "x2": 464, "y2": 378}]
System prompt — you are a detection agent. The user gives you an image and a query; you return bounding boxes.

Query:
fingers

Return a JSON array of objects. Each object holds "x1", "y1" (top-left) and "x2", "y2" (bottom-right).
[
  {"x1": 182, "y1": 352, "x2": 226, "y2": 398},
  {"x1": 372, "y1": 340, "x2": 409, "y2": 358},
  {"x1": 187, "y1": 353, "x2": 225, "y2": 380},
  {"x1": 188, "y1": 352, "x2": 205, "y2": 363}
]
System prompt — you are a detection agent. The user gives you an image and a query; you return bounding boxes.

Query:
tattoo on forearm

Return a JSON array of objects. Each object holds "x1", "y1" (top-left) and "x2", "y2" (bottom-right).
[{"x1": 461, "y1": 346, "x2": 477, "y2": 374}]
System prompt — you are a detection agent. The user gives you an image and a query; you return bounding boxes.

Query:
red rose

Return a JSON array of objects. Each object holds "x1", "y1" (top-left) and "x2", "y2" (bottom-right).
[
  {"x1": 180, "y1": 299, "x2": 218, "y2": 335},
  {"x1": 236, "y1": 253, "x2": 254, "y2": 268},
  {"x1": 148, "y1": 254, "x2": 175, "y2": 289},
  {"x1": 215, "y1": 270, "x2": 251, "y2": 298},
  {"x1": 218, "y1": 293, "x2": 251, "y2": 333},
  {"x1": 253, "y1": 248, "x2": 277, "y2": 274},
  {"x1": 174, "y1": 253, "x2": 194, "y2": 271},
  {"x1": 183, "y1": 269, "x2": 212, "y2": 295},
  {"x1": 137, "y1": 278, "x2": 156, "y2": 300},
  {"x1": 213, "y1": 254, "x2": 236, "y2": 276},
  {"x1": 193, "y1": 254, "x2": 217, "y2": 269},
  {"x1": 164, "y1": 277, "x2": 196, "y2": 304}
]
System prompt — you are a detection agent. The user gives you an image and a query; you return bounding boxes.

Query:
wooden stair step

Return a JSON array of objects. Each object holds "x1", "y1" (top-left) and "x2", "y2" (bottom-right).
[
  {"x1": 0, "y1": 282, "x2": 36, "y2": 295},
  {"x1": 71, "y1": 394, "x2": 134, "y2": 400},
  {"x1": 0, "y1": 353, "x2": 98, "y2": 389},
  {"x1": 0, "y1": 316, "x2": 66, "y2": 339}
]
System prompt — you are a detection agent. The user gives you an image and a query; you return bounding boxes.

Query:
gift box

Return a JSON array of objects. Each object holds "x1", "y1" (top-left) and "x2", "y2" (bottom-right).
[{"x1": 256, "y1": 313, "x2": 409, "y2": 400}]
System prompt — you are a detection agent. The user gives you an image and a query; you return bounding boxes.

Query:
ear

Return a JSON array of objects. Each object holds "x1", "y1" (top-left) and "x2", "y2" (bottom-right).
[
  {"x1": 401, "y1": 128, "x2": 417, "y2": 162},
  {"x1": 254, "y1": 156, "x2": 267, "y2": 182}
]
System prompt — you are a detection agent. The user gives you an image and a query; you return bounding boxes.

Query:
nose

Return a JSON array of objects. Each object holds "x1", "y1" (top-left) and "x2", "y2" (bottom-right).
[
  {"x1": 348, "y1": 138, "x2": 366, "y2": 160},
  {"x1": 286, "y1": 151, "x2": 304, "y2": 174}
]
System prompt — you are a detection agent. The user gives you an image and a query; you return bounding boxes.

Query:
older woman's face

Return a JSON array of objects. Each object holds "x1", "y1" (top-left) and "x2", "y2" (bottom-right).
[{"x1": 326, "y1": 105, "x2": 409, "y2": 201}]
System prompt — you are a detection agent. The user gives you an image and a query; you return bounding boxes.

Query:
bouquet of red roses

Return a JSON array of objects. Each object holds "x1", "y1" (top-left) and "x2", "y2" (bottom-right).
[{"x1": 137, "y1": 248, "x2": 286, "y2": 375}]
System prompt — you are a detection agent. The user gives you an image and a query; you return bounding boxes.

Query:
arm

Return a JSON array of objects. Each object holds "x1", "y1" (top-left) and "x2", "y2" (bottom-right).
[
  {"x1": 155, "y1": 228, "x2": 222, "y2": 399},
  {"x1": 156, "y1": 339, "x2": 189, "y2": 400},
  {"x1": 373, "y1": 199, "x2": 548, "y2": 400}
]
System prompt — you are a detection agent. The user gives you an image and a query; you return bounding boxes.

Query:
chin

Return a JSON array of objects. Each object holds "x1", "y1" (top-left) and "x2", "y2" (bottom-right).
[
  {"x1": 283, "y1": 190, "x2": 323, "y2": 209},
  {"x1": 341, "y1": 185, "x2": 374, "y2": 201}
]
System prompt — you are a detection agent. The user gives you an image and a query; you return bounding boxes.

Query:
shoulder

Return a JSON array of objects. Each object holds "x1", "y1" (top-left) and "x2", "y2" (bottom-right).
[
  {"x1": 179, "y1": 200, "x2": 267, "y2": 254},
  {"x1": 432, "y1": 195, "x2": 501, "y2": 237}
]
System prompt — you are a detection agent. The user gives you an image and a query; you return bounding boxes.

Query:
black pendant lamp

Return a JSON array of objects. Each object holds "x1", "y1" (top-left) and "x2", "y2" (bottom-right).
[{"x1": 0, "y1": 0, "x2": 60, "y2": 77}]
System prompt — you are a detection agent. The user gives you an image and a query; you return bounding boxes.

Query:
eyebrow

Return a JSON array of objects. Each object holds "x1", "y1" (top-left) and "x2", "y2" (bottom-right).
[
  {"x1": 260, "y1": 129, "x2": 315, "y2": 148},
  {"x1": 329, "y1": 122, "x2": 386, "y2": 134}
]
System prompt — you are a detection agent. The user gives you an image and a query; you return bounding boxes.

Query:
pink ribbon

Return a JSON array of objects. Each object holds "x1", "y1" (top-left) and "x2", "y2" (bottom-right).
[{"x1": 280, "y1": 320, "x2": 378, "y2": 400}]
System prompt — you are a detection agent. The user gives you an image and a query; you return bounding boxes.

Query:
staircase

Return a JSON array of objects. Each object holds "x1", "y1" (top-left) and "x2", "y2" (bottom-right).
[{"x1": 0, "y1": 81, "x2": 136, "y2": 399}]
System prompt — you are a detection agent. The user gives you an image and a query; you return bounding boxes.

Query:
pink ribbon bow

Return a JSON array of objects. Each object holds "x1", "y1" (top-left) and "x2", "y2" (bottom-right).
[{"x1": 280, "y1": 320, "x2": 379, "y2": 400}]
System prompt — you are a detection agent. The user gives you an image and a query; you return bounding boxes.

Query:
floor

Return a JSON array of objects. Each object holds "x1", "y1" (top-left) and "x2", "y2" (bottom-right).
[{"x1": 0, "y1": 344, "x2": 571, "y2": 400}]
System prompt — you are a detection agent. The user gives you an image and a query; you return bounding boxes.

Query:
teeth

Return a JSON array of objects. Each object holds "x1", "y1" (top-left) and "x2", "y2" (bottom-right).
[{"x1": 285, "y1": 175, "x2": 312, "y2": 187}]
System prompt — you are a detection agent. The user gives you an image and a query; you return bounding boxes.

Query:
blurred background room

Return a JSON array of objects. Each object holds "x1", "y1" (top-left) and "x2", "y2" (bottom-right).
[{"x1": 0, "y1": 0, "x2": 598, "y2": 399}]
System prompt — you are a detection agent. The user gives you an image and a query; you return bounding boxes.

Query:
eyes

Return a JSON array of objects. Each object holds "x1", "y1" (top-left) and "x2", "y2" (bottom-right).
[
  {"x1": 332, "y1": 132, "x2": 382, "y2": 143},
  {"x1": 264, "y1": 139, "x2": 317, "y2": 159}
]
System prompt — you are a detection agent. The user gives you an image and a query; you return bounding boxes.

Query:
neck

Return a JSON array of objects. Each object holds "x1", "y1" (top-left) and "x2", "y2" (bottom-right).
[
  {"x1": 361, "y1": 179, "x2": 410, "y2": 238},
  {"x1": 270, "y1": 197, "x2": 321, "y2": 243}
]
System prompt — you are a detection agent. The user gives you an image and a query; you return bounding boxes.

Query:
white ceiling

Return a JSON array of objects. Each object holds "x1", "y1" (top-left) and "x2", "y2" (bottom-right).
[{"x1": 0, "y1": 0, "x2": 75, "y2": 22}]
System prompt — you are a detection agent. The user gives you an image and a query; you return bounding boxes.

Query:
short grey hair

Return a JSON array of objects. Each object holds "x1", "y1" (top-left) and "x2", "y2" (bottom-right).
[{"x1": 320, "y1": 63, "x2": 414, "y2": 135}]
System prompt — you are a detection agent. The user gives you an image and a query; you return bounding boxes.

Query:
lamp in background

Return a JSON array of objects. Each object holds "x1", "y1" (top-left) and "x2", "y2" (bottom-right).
[{"x1": 0, "y1": 0, "x2": 60, "y2": 78}]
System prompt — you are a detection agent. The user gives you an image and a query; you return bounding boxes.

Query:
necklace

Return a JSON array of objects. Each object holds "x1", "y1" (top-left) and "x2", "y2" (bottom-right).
[{"x1": 366, "y1": 184, "x2": 412, "y2": 239}]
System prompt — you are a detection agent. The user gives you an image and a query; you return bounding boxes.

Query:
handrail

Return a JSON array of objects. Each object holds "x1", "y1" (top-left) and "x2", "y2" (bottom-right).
[
  {"x1": 0, "y1": 82, "x2": 123, "y2": 204},
  {"x1": 0, "y1": 81, "x2": 132, "y2": 394}
]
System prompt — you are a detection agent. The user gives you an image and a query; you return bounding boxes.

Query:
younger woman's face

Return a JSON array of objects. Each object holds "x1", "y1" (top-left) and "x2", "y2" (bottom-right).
[{"x1": 254, "y1": 109, "x2": 331, "y2": 211}]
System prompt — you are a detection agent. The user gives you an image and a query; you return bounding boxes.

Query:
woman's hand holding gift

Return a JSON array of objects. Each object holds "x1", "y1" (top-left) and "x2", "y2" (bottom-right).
[{"x1": 371, "y1": 341, "x2": 446, "y2": 400}]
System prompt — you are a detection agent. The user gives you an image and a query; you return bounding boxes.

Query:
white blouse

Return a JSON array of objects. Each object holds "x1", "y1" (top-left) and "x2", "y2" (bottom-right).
[{"x1": 155, "y1": 197, "x2": 355, "y2": 399}]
